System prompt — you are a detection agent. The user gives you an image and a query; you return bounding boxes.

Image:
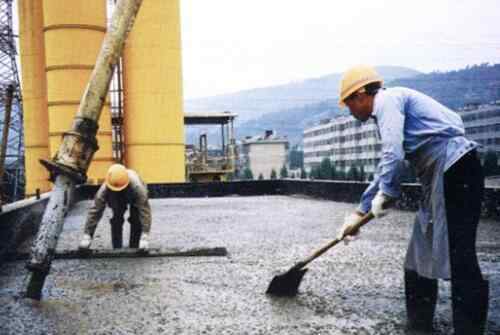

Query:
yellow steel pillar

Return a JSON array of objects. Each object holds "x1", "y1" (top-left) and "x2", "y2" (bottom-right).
[
  {"x1": 43, "y1": 0, "x2": 113, "y2": 184},
  {"x1": 123, "y1": 0, "x2": 185, "y2": 183},
  {"x1": 18, "y1": 0, "x2": 51, "y2": 196}
]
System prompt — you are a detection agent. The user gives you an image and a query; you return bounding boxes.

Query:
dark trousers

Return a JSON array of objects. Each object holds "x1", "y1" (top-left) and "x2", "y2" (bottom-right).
[
  {"x1": 446, "y1": 150, "x2": 483, "y2": 281},
  {"x1": 110, "y1": 208, "x2": 142, "y2": 249},
  {"x1": 405, "y1": 150, "x2": 488, "y2": 334}
]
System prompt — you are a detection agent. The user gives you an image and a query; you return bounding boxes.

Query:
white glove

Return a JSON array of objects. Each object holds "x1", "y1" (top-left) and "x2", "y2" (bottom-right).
[
  {"x1": 371, "y1": 191, "x2": 391, "y2": 218},
  {"x1": 336, "y1": 212, "x2": 364, "y2": 244},
  {"x1": 79, "y1": 234, "x2": 92, "y2": 249},
  {"x1": 139, "y1": 233, "x2": 149, "y2": 250}
]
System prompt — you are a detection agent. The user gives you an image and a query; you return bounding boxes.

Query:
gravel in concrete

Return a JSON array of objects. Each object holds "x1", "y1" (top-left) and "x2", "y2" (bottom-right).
[{"x1": 1, "y1": 196, "x2": 499, "y2": 334}]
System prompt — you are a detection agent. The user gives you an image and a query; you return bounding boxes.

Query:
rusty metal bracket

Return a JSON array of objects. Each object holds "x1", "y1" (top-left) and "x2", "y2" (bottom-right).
[{"x1": 40, "y1": 117, "x2": 99, "y2": 184}]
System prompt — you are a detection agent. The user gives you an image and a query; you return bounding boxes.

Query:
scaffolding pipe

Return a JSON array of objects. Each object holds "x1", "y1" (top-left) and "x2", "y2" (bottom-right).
[
  {"x1": 229, "y1": 118, "x2": 236, "y2": 170},
  {"x1": 0, "y1": 84, "x2": 14, "y2": 204},
  {"x1": 221, "y1": 124, "x2": 225, "y2": 155},
  {"x1": 25, "y1": 0, "x2": 143, "y2": 301}
]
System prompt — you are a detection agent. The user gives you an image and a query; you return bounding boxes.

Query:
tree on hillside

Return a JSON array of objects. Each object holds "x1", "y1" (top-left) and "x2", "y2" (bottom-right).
[
  {"x1": 359, "y1": 165, "x2": 366, "y2": 181},
  {"x1": 289, "y1": 146, "x2": 304, "y2": 170},
  {"x1": 270, "y1": 168, "x2": 277, "y2": 180},
  {"x1": 319, "y1": 158, "x2": 334, "y2": 180},
  {"x1": 389, "y1": 63, "x2": 500, "y2": 109},
  {"x1": 336, "y1": 169, "x2": 346, "y2": 181},
  {"x1": 300, "y1": 168, "x2": 307, "y2": 179},
  {"x1": 347, "y1": 165, "x2": 360, "y2": 181},
  {"x1": 242, "y1": 167, "x2": 254, "y2": 180},
  {"x1": 280, "y1": 165, "x2": 289, "y2": 179},
  {"x1": 309, "y1": 166, "x2": 319, "y2": 179},
  {"x1": 330, "y1": 164, "x2": 337, "y2": 180}
]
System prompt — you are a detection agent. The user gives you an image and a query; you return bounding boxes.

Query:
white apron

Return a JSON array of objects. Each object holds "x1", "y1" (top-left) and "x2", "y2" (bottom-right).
[{"x1": 404, "y1": 137, "x2": 451, "y2": 279}]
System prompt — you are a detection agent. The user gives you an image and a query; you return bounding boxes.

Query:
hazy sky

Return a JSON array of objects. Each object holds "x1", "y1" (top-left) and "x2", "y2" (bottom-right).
[{"x1": 181, "y1": 0, "x2": 500, "y2": 99}]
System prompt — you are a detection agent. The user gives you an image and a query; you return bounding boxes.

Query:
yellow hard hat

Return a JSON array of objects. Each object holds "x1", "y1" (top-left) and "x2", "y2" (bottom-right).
[
  {"x1": 339, "y1": 65, "x2": 383, "y2": 107},
  {"x1": 105, "y1": 164, "x2": 129, "y2": 191}
]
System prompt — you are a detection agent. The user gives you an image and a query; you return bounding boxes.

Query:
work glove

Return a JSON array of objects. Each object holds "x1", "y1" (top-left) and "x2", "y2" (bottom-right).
[
  {"x1": 79, "y1": 233, "x2": 92, "y2": 249},
  {"x1": 139, "y1": 233, "x2": 149, "y2": 250},
  {"x1": 336, "y1": 212, "x2": 364, "y2": 245},
  {"x1": 371, "y1": 190, "x2": 391, "y2": 218}
]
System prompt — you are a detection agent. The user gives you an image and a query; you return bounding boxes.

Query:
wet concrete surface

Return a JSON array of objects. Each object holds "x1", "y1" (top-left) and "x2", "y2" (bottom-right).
[{"x1": 0, "y1": 195, "x2": 499, "y2": 334}]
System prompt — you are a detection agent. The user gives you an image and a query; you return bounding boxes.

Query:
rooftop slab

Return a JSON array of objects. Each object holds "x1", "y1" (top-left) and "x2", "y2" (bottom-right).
[{"x1": 1, "y1": 196, "x2": 499, "y2": 334}]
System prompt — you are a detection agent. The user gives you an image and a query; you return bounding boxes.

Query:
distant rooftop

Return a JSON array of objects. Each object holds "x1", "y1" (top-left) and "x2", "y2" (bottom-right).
[
  {"x1": 458, "y1": 101, "x2": 500, "y2": 112},
  {"x1": 304, "y1": 114, "x2": 361, "y2": 133},
  {"x1": 184, "y1": 111, "x2": 237, "y2": 125},
  {"x1": 241, "y1": 130, "x2": 288, "y2": 144}
]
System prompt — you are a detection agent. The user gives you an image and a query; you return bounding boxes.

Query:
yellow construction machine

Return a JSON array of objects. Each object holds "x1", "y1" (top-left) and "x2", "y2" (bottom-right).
[{"x1": 184, "y1": 112, "x2": 238, "y2": 182}]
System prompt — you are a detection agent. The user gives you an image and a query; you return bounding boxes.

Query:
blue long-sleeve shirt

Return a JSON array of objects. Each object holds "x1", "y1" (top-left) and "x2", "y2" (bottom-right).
[{"x1": 358, "y1": 87, "x2": 477, "y2": 214}]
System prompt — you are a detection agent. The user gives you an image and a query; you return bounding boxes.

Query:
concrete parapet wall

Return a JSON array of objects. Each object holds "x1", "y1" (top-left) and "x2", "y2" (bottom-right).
[
  {"x1": 280, "y1": 180, "x2": 422, "y2": 211},
  {"x1": 280, "y1": 179, "x2": 500, "y2": 219},
  {"x1": 0, "y1": 194, "x2": 50, "y2": 263},
  {"x1": 280, "y1": 180, "x2": 371, "y2": 204},
  {"x1": 75, "y1": 180, "x2": 284, "y2": 200},
  {"x1": 1, "y1": 180, "x2": 498, "y2": 266},
  {"x1": 78, "y1": 179, "x2": 500, "y2": 218}
]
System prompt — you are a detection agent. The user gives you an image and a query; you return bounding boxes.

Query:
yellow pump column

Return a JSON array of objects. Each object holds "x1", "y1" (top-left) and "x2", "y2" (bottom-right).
[
  {"x1": 43, "y1": 0, "x2": 113, "y2": 184},
  {"x1": 123, "y1": 0, "x2": 185, "y2": 183},
  {"x1": 18, "y1": 0, "x2": 50, "y2": 196}
]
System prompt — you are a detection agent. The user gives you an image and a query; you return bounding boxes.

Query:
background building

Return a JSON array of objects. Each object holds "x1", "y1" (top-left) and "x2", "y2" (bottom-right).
[
  {"x1": 303, "y1": 116, "x2": 381, "y2": 178},
  {"x1": 457, "y1": 101, "x2": 500, "y2": 156},
  {"x1": 304, "y1": 101, "x2": 500, "y2": 181},
  {"x1": 240, "y1": 130, "x2": 289, "y2": 179}
]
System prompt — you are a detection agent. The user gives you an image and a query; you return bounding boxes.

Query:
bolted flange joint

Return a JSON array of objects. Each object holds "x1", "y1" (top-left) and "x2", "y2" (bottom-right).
[{"x1": 40, "y1": 117, "x2": 100, "y2": 184}]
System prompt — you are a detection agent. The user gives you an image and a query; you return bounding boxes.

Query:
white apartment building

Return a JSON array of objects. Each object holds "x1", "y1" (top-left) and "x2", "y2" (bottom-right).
[
  {"x1": 457, "y1": 101, "x2": 500, "y2": 156},
  {"x1": 303, "y1": 116, "x2": 381, "y2": 176},
  {"x1": 240, "y1": 131, "x2": 289, "y2": 179},
  {"x1": 303, "y1": 102, "x2": 500, "y2": 179}
]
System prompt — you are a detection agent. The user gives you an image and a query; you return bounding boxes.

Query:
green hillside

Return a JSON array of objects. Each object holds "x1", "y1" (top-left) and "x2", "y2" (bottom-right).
[
  {"x1": 389, "y1": 63, "x2": 500, "y2": 109},
  {"x1": 184, "y1": 66, "x2": 420, "y2": 122},
  {"x1": 237, "y1": 63, "x2": 500, "y2": 145}
]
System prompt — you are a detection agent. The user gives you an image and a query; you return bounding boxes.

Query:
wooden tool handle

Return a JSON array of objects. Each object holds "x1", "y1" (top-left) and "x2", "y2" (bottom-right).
[{"x1": 295, "y1": 211, "x2": 375, "y2": 270}]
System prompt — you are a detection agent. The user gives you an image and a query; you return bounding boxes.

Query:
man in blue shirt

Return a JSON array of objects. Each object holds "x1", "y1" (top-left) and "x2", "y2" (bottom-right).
[{"x1": 336, "y1": 65, "x2": 488, "y2": 334}]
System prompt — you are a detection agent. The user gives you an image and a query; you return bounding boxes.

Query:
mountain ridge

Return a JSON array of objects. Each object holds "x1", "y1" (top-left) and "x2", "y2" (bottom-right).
[
  {"x1": 235, "y1": 63, "x2": 500, "y2": 145},
  {"x1": 184, "y1": 63, "x2": 500, "y2": 146},
  {"x1": 184, "y1": 66, "x2": 421, "y2": 122}
]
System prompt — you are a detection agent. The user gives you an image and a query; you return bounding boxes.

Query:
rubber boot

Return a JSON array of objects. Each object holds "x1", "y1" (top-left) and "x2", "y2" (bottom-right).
[
  {"x1": 110, "y1": 218, "x2": 124, "y2": 249},
  {"x1": 128, "y1": 211, "x2": 142, "y2": 248},
  {"x1": 452, "y1": 279, "x2": 489, "y2": 335},
  {"x1": 405, "y1": 270, "x2": 438, "y2": 334}
]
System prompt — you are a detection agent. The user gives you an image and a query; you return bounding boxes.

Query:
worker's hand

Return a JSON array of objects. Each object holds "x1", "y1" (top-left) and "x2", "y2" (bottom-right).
[
  {"x1": 371, "y1": 191, "x2": 392, "y2": 218},
  {"x1": 139, "y1": 233, "x2": 149, "y2": 250},
  {"x1": 336, "y1": 212, "x2": 364, "y2": 244},
  {"x1": 79, "y1": 234, "x2": 92, "y2": 250}
]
